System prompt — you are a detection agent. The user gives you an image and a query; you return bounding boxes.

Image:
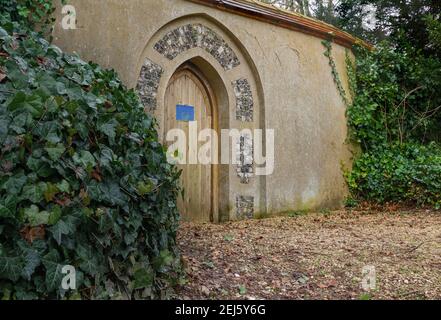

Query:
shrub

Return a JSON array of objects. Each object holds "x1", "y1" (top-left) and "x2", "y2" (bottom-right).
[
  {"x1": 347, "y1": 43, "x2": 441, "y2": 150},
  {"x1": 0, "y1": 21, "x2": 182, "y2": 299},
  {"x1": 347, "y1": 143, "x2": 441, "y2": 209},
  {"x1": 0, "y1": 0, "x2": 61, "y2": 32},
  {"x1": 344, "y1": 41, "x2": 441, "y2": 208}
]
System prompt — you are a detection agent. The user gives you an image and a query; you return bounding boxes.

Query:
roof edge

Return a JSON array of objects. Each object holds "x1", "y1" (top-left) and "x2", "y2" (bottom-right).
[{"x1": 186, "y1": 0, "x2": 371, "y2": 49}]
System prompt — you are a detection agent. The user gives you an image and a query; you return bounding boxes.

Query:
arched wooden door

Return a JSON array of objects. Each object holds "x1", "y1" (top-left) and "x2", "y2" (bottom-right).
[{"x1": 164, "y1": 66, "x2": 217, "y2": 222}]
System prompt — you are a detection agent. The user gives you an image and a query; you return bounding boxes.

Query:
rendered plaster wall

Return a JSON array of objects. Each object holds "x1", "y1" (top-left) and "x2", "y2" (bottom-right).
[{"x1": 53, "y1": 0, "x2": 354, "y2": 219}]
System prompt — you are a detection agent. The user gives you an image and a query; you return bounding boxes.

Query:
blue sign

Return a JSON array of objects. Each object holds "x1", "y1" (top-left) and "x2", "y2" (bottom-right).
[{"x1": 176, "y1": 105, "x2": 195, "y2": 122}]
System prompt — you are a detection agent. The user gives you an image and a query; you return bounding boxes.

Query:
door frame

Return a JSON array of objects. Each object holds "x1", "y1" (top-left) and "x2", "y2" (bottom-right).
[{"x1": 166, "y1": 63, "x2": 220, "y2": 223}]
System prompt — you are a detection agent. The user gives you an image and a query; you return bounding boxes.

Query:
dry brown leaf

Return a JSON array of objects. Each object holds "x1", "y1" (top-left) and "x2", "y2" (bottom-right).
[
  {"x1": 36, "y1": 56, "x2": 46, "y2": 65},
  {"x1": 91, "y1": 170, "x2": 102, "y2": 182},
  {"x1": 20, "y1": 226, "x2": 46, "y2": 244},
  {"x1": 176, "y1": 210, "x2": 441, "y2": 300},
  {"x1": 55, "y1": 196, "x2": 72, "y2": 207},
  {"x1": 0, "y1": 69, "x2": 6, "y2": 82}
]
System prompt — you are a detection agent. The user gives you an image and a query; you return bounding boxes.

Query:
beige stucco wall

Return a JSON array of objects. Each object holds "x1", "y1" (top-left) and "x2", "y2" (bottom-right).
[{"x1": 53, "y1": 0, "x2": 354, "y2": 220}]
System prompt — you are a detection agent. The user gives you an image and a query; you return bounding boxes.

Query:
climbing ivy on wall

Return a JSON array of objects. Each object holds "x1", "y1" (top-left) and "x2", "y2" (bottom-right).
[{"x1": 322, "y1": 40, "x2": 349, "y2": 107}]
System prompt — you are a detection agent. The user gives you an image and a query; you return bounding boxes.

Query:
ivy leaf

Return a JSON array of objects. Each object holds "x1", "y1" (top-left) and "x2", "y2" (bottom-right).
[
  {"x1": 0, "y1": 195, "x2": 17, "y2": 218},
  {"x1": 1, "y1": 172, "x2": 27, "y2": 195},
  {"x1": 42, "y1": 250, "x2": 64, "y2": 291},
  {"x1": 17, "y1": 6, "x2": 30, "y2": 18},
  {"x1": 48, "y1": 218, "x2": 76, "y2": 245},
  {"x1": 0, "y1": 204, "x2": 12, "y2": 218},
  {"x1": 48, "y1": 220, "x2": 69, "y2": 245},
  {"x1": 34, "y1": 121, "x2": 61, "y2": 144},
  {"x1": 73, "y1": 151, "x2": 96, "y2": 169},
  {"x1": 76, "y1": 245, "x2": 99, "y2": 276},
  {"x1": 45, "y1": 145, "x2": 66, "y2": 161},
  {"x1": 20, "y1": 246, "x2": 41, "y2": 281},
  {"x1": 22, "y1": 182, "x2": 46, "y2": 203},
  {"x1": 26, "y1": 157, "x2": 53, "y2": 177},
  {"x1": 0, "y1": 116, "x2": 10, "y2": 141},
  {"x1": 7, "y1": 92, "x2": 44, "y2": 118},
  {"x1": 98, "y1": 147, "x2": 116, "y2": 170},
  {"x1": 48, "y1": 206, "x2": 62, "y2": 225},
  {"x1": 0, "y1": 27, "x2": 8, "y2": 38},
  {"x1": 98, "y1": 211, "x2": 114, "y2": 233},
  {"x1": 132, "y1": 268, "x2": 153, "y2": 290},
  {"x1": 56, "y1": 180, "x2": 71, "y2": 194},
  {"x1": 153, "y1": 250, "x2": 175, "y2": 271},
  {"x1": 0, "y1": 256, "x2": 23, "y2": 282},
  {"x1": 98, "y1": 119, "x2": 118, "y2": 144},
  {"x1": 89, "y1": 181, "x2": 128, "y2": 207},
  {"x1": 43, "y1": 182, "x2": 59, "y2": 202},
  {"x1": 24, "y1": 205, "x2": 50, "y2": 227},
  {"x1": 137, "y1": 180, "x2": 154, "y2": 196},
  {"x1": 10, "y1": 112, "x2": 32, "y2": 134}
]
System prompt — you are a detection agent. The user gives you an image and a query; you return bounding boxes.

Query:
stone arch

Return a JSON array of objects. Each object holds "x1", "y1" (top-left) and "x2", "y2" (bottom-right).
[
  {"x1": 137, "y1": 59, "x2": 164, "y2": 112},
  {"x1": 135, "y1": 13, "x2": 266, "y2": 221},
  {"x1": 153, "y1": 23, "x2": 241, "y2": 71},
  {"x1": 135, "y1": 14, "x2": 262, "y2": 118}
]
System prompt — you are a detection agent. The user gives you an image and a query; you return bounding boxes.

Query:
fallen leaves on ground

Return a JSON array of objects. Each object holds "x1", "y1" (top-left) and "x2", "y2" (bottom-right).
[{"x1": 177, "y1": 209, "x2": 441, "y2": 300}]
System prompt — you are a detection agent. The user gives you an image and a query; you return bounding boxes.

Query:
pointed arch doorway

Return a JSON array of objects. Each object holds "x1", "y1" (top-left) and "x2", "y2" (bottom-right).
[{"x1": 164, "y1": 64, "x2": 219, "y2": 223}]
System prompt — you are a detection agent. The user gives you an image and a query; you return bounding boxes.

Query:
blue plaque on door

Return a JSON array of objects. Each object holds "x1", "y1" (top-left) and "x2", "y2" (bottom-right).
[{"x1": 176, "y1": 105, "x2": 195, "y2": 121}]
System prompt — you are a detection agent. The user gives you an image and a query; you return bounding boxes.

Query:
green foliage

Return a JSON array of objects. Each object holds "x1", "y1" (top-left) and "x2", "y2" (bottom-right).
[
  {"x1": 347, "y1": 43, "x2": 441, "y2": 149},
  {"x1": 347, "y1": 143, "x2": 441, "y2": 209},
  {"x1": 345, "y1": 41, "x2": 441, "y2": 208},
  {"x1": 0, "y1": 0, "x2": 63, "y2": 32},
  {"x1": 312, "y1": 0, "x2": 339, "y2": 26},
  {"x1": 334, "y1": 2, "x2": 441, "y2": 208},
  {"x1": 0, "y1": 21, "x2": 182, "y2": 299},
  {"x1": 322, "y1": 40, "x2": 350, "y2": 107},
  {"x1": 359, "y1": 292, "x2": 372, "y2": 300},
  {"x1": 426, "y1": 15, "x2": 441, "y2": 49},
  {"x1": 286, "y1": 210, "x2": 308, "y2": 218},
  {"x1": 337, "y1": 0, "x2": 441, "y2": 57}
]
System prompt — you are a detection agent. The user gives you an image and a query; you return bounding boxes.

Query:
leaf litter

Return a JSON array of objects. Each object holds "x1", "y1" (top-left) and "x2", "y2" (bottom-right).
[{"x1": 177, "y1": 209, "x2": 441, "y2": 300}]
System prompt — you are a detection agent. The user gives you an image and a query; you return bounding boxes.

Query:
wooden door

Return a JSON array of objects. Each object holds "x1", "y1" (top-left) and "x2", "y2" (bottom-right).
[{"x1": 164, "y1": 68, "x2": 214, "y2": 222}]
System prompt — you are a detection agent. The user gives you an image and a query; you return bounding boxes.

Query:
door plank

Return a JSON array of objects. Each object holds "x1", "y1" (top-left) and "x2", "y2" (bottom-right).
[{"x1": 164, "y1": 69, "x2": 213, "y2": 222}]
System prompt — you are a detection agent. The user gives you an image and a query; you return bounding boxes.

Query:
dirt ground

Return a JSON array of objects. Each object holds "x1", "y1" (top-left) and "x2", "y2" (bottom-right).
[{"x1": 176, "y1": 209, "x2": 441, "y2": 300}]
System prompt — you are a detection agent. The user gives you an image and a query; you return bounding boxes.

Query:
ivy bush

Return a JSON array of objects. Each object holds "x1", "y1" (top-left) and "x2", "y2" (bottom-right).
[
  {"x1": 0, "y1": 0, "x2": 63, "y2": 32},
  {"x1": 0, "y1": 19, "x2": 182, "y2": 299},
  {"x1": 344, "y1": 42, "x2": 441, "y2": 209},
  {"x1": 347, "y1": 143, "x2": 441, "y2": 208},
  {"x1": 347, "y1": 43, "x2": 441, "y2": 149}
]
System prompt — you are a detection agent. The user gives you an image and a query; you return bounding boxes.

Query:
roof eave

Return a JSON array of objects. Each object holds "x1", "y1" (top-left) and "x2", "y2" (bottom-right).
[{"x1": 187, "y1": 0, "x2": 371, "y2": 50}]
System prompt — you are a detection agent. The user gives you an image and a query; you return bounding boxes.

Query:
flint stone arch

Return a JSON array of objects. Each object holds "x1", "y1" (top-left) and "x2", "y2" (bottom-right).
[
  {"x1": 135, "y1": 14, "x2": 265, "y2": 221},
  {"x1": 154, "y1": 24, "x2": 241, "y2": 71}
]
